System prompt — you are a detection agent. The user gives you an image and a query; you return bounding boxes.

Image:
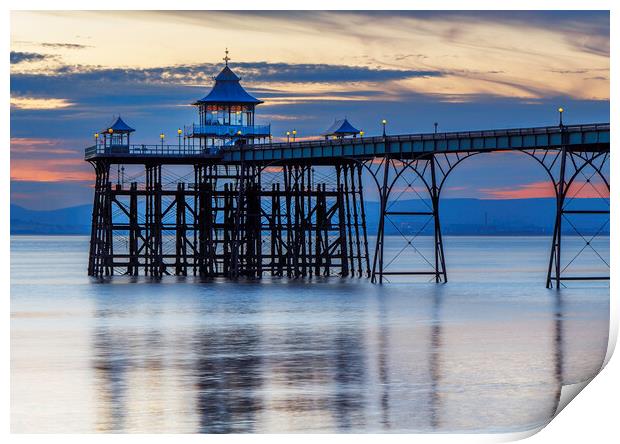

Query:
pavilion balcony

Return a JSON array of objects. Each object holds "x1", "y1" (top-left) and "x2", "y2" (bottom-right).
[
  {"x1": 185, "y1": 123, "x2": 271, "y2": 138},
  {"x1": 84, "y1": 143, "x2": 223, "y2": 160}
]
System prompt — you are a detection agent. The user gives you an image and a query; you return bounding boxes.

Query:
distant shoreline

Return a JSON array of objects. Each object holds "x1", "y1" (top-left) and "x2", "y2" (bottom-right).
[{"x1": 11, "y1": 197, "x2": 609, "y2": 237}]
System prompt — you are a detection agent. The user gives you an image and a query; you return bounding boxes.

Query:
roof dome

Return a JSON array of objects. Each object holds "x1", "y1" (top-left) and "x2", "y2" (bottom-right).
[
  {"x1": 104, "y1": 116, "x2": 135, "y2": 133},
  {"x1": 323, "y1": 118, "x2": 360, "y2": 136},
  {"x1": 195, "y1": 65, "x2": 263, "y2": 105}
]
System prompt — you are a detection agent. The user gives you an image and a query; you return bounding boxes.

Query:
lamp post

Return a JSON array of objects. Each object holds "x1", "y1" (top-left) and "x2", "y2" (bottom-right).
[
  {"x1": 160, "y1": 132, "x2": 165, "y2": 149},
  {"x1": 382, "y1": 119, "x2": 387, "y2": 137},
  {"x1": 434, "y1": 122, "x2": 438, "y2": 134},
  {"x1": 94, "y1": 133, "x2": 99, "y2": 147},
  {"x1": 177, "y1": 128, "x2": 182, "y2": 148},
  {"x1": 360, "y1": 130, "x2": 364, "y2": 139},
  {"x1": 286, "y1": 131, "x2": 291, "y2": 143},
  {"x1": 558, "y1": 107, "x2": 564, "y2": 127},
  {"x1": 292, "y1": 129, "x2": 297, "y2": 142}
]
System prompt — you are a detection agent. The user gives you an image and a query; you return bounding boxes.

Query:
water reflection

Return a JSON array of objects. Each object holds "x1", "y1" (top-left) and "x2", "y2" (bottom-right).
[
  {"x1": 92, "y1": 324, "x2": 129, "y2": 432},
  {"x1": 86, "y1": 287, "x2": 580, "y2": 433},
  {"x1": 377, "y1": 295, "x2": 390, "y2": 429},
  {"x1": 332, "y1": 326, "x2": 367, "y2": 430},
  {"x1": 194, "y1": 326, "x2": 263, "y2": 433},
  {"x1": 11, "y1": 236, "x2": 608, "y2": 433},
  {"x1": 428, "y1": 290, "x2": 443, "y2": 430},
  {"x1": 551, "y1": 293, "x2": 565, "y2": 416}
]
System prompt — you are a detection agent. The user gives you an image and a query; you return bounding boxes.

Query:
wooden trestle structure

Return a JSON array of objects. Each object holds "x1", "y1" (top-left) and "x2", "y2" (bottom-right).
[{"x1": 88, "y1": 161, "x2": 370, "y2": 279}]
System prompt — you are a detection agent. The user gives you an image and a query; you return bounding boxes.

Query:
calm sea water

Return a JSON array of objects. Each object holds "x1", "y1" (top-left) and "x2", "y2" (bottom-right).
[{"x1": 11, "y1": 235, "x2": 609, "y2": 433}]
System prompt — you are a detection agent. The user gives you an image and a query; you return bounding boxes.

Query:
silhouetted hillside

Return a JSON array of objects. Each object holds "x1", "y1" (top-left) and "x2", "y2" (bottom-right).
[{"x1": 11, "y1": 204, "x2": 92, "y2": 235}]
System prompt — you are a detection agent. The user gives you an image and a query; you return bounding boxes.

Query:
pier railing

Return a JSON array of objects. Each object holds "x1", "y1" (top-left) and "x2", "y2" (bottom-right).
[
  {"x1": 84, "y1": 123, "x2": 609, "y2": 161},
  {"x1": 84, "y1": 144, "x2": 220, "y2": 159},
  {"x1": 223, "y1": 123, "x2": 610, "y2": 161},
  {"x1": 243, "y1": 123, "x2": 610, "y2": 150}
]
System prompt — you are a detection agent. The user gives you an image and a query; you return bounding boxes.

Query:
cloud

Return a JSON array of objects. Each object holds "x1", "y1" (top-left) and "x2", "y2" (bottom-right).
[
  {"x1": 10, "y1": 137, "x2": 76, "y2": 155},
  {"x1": 10, "y1": 51, "x2": 50, "y2": 64},
  {"x1": 10, "y1": 96, "x2": 74, "y2": 110},
  {"x1": 480, "y1": 180, "x2": 609, "y2": 199},
  {"x1": 14, "y1": 61, "x2": 442, "y2": 85},
  {"x1": 481, "y1": 181, "x2": 555, "y2": 199},
  {"x1": 40, "y1": 42, "x2": 90, "y2": 49},
  {"x1": 10, "y1": 137, "x2": 90, "y2": 183},
  {"x1": 11, "y1": 157, "x2": 92, "y2": 182},
  {"x1": 233, "y1": 62, "x2": 443, "y2": 83}
]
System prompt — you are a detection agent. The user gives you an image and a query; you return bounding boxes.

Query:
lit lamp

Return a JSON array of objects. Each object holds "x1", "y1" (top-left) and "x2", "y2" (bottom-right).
[
  {"x1": 160, "y1": 132, "x2": 165, "y2": 147},
  {"x1": 237, "y1": 130, "x2": 242, "y2": 136},
  {"x1": 286, "y1": 131, "x2": 291, "y2": 143},
  {"x1": 177, "y1": 128, "x2": 182, "y2": 147},
  {"x1": 108, "y1": 128, "x2": 113, "y2": 134},
  {"x1": 381, "y1": 119, "x2": 387, "y2": 137},
  {"x1": 359, "y1": 130, "x2": 364, "y2": 139},
  {"x1": 292, "y1": 129, "x2": 297, "y2": 141},
  {"x1": 94, "y1": 132, "x2": 99, "y2": 144},
  {"x1": 558, "y1": 107, "x2": 564, "y2": 126}
]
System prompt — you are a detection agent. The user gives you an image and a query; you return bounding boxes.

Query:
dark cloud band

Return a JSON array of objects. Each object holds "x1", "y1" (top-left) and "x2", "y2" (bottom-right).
[
  {"x1": 14, "y1": 61, "x2": 443, "y2": 85},
  {"x1": 10, "y1": 51, "x2": 50, "y2": 64}
]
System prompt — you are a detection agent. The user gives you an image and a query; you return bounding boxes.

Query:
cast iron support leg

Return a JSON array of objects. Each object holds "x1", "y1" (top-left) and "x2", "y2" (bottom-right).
[
  {"x1": 430, "y1": 156, "x2": 447, "y2": 283},
  {"x1": 547, "y1": 144, "x2": 568, "y2": 289},
  {"x1": 371, "y1": 157, "x2": 391, "y2": 283}
]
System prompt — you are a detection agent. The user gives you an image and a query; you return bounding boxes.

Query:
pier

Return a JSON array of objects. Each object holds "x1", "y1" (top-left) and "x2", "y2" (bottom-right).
[{"x1": 85, "y1": 57, "x2": 610, "y2": 288}]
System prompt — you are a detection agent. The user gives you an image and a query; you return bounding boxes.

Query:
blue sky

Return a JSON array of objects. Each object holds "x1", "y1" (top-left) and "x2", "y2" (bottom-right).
[{"x1": 10, "y1": 10, "x2": 609, "y2": 210}]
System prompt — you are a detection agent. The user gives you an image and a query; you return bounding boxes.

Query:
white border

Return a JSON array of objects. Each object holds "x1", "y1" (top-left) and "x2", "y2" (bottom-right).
[{"x1": 4, "y1": 1, "x2": 616, "y2": 443}]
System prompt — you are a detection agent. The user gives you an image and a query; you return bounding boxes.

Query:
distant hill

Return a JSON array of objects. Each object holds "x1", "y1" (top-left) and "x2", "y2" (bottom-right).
[
  {"x1": 10, "y1": 198, "x2": 609, "y2": 236},
  {"x1": 364, "y1": 198, "x2": 609, "y2": 236},
  {"x1": 11, "y1": 204, "x2": 92, "y2": 235}
]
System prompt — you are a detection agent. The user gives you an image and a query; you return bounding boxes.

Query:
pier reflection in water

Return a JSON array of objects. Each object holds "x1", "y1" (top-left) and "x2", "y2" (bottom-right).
[
  {"x1": 11, "y1": 236, "x2": 609, "y2": 433},
  {"x1": 87, "y1": 283, "x2": 606, "y2": 433}
]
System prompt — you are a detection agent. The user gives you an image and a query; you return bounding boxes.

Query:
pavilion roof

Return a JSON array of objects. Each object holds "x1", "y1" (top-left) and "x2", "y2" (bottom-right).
[
  {"x1": 104, "y1": 116, "x2": 135, "y2": 133},
  {"x1": 195, "y1": 66, "x2": 263, "y2": 105},
  {"x1": 323, "y1": 118, "x2": 360, "y2": 136}
]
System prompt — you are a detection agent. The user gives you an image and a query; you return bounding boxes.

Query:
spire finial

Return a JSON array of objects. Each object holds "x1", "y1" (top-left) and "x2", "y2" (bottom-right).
[{"x1": 223, "y1": 48, "x2": 230, "y2": 66}]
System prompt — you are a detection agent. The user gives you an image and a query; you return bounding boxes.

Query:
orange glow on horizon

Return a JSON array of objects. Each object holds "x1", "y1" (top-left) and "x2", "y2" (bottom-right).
[
  {"x1": 11, "y1": 158, "x2": 92, "y2": 182},
  {"x1": 481, "y1": 180, "x2": 609, "y2": 199}
]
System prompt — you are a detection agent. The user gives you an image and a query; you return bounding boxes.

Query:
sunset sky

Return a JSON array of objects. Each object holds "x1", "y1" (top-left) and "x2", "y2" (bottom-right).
[{"x1": 10, "y1": 10, "x2": 609, "y2": 210}]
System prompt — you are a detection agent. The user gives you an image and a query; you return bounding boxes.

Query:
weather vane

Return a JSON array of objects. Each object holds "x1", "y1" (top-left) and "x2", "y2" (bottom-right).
[{"x1": 223, "y1": 48, "x2": 230, "y2": 66}]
